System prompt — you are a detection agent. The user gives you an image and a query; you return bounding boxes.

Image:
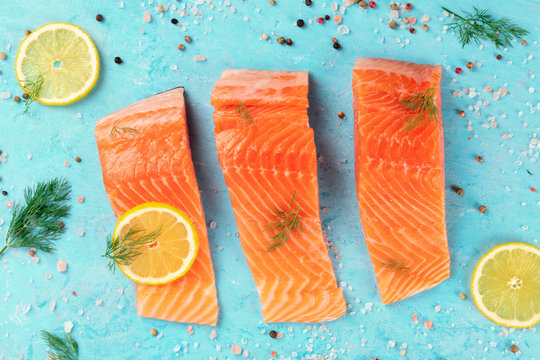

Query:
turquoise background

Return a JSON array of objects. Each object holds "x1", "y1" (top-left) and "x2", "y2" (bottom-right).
[{"x1": 0, "y1": 0, "x2": 539, "y2": 359}]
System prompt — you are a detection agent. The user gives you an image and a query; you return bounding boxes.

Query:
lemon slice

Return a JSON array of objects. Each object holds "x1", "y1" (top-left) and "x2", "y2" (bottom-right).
[
  {"x1": 471, "y1": 242, "x2": 540, "y2": 328},
  {"x1": 15, "y1": 22, "x2": 99, "y2": 106},
  {"x1": 114, "y1": 202, "x2": 199, "y2": 285}
]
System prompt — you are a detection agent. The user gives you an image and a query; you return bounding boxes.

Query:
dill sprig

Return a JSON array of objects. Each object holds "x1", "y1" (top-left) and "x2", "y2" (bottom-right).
[
  {"x1": 236, "y1": 101, "x2": 255, "y2": 125},
  {"x1": 0, "y1": 178, "x2": 71, "y2": 257},
  {"x1": 21, "y1": 74, "x2": 44, "y2": 114},
  {"x1": 443, "y1": 7, "x2": 528, "y2": 49},
  {"x1": 382, "y1": 258, "x2": 410, "y2": 275},
  {"x1": 265, "y1": 191, "x2": 302, "y2": 251},
  {"x1": 41, "y1": 330, "x2": 79, "y2": 360},
  {"x1": 399, "y1": 84, "x2": 438, "y2": 131},
  {"x1": 102, "y1": 226, "x2": 161, "y2": 272},
  {"x1": 110, "y1": 125, "x2": 138, "y2": 137}
]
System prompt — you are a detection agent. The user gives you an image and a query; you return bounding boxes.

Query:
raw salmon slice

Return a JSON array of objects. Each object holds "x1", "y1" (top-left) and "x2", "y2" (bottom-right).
[
  {"x1": 352, "y1": 58, "x2": 450, "y2": 304},
  {"x1": 211, "y1": 69, "x2": 346, "y2": 323},
  {"x1": 95, "y1": 87, "x2": 218, "y2": 325}
]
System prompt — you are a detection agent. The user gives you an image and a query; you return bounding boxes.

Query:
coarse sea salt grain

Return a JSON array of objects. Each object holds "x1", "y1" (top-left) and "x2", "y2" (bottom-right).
[
  {"x1": 231, "y1": 344, "x2": 242, "y2": 355},
  {"x1": 64, "y1": 321, "x2": 74, "y2": 334},
  {"x1": 57, "y1": 260, "x2": 68, "y2": 272},
  {"x1": 193, "y1": 55, "x2": 206, "y2": 62},
  {"x1": 337, "y1": 25, "x2": 349, "y2": 35}
]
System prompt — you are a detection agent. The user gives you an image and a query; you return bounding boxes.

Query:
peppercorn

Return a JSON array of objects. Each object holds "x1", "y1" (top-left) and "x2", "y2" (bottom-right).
[
  {"x1": 150, "y1": 328, "x2": 158, "y2": 336},
  {"x1": 459, "y1": 292, "x2": 466, "y2": 299},
  {"x1": 369, "y1": 1, "x2": 376, "y2": 8},
  {"x1": 178, "y1": 44, "x2": 185, "y2": 51},
  {"x1": 325, "y1": 15, "x2": 330, "y2": 20},
  {"x1": 359, "y1": 0, "x2": 367, "y2": 8},
  {"x1": 1, "y1": 191, "x2": 7, "y2": 196},
  {"x1": 22, "y1": 93, "x2": 28, "y2": 99},
  {"x1": 496, "y1": 54, "x2": 502, "y2": 60},
  {"x1": 331, "y1": 37, "x2": 337, "y2": 43},
  {"x1": 389, "y1": 21, "x2": 397, "y2": 29},
  {"x1": 269, "y1": 0, "x2": 276, "y2": 4},
  {"x1": 0, "y1": 52, "x2": 6, "y2": 60},
  {"x1": 29, "y1": 249, "x2": 35, "y2": 256},
  {"x1": 14, "y1": 96, "x2": 21, "y2": 103},
  {"x1": 455, "y1": 67, "x2": 462, "y2": 74},
  {"x1": 521, "y1": 40, "x2": 527, "y2": 46},
  {"x1": 114, "y1": 57, "x2": 123, "y2": 64},
  {"x1": 422, "y1": 24, "x2": 428, "y2": 31},
  {"x1": 409, "y1": 28, "x2": 416, "y2": 34},
  {"x1": 285, "y1": 38, "x2": 293, "y2": 46},
  {"x1": 277, "y1": 37, "x2": 285, "y2": 44},
  {"x1": 390, "y1": 4, "x2": 398, "y2": 10},
  {"x1": 262, "y1": 33, "x2": 269, "y2": 40},
  {"x1": 271, "y1": 351, "x2": 277, "y2": 357},
  {"x1": 58, "y1": 221, "x2": 64, "y2": 227},
  {"x1": 185, "y1": 36, "x2": 192, "y2": 43},
  {"x1": 75, "y1": 156, "x2": 81, "y2": 163},
  {"x1": 305, "y1": 0, "x2": 312, "y2": 5},
  {"x1": 337, "y1": 111, "x2": 345, "y2": 119},
  {"x1": 403, "y1": 17, "x2": 409, "y2": 24},
  {"x1": 459, "y1": 110, "x2": 465, "y2": 117},
  {"x1": 454, "y1": 187, "x2": 464, "y2": 196},
  {"x1": 333, "y1": 42, "x2": 341, "y2": 49},
  {"x1": 297, "y1": 19, "x2": 304, "y2": 27},
  {"x1": 24, "y1": 29, "x2": 32, "y2": 35},
  {"x1": 157, "y1": 5, "x2": 164, "y2": 12},
  {"x1": 510, "y1": 345, "x2": 519, "y2": 353},
  {"x1": 478, "y1": 205, "x2": 487, "y2": 214},
  {"x1": 405, "y1": 3, "x2": 413, "y2": 10},
  {"x1": 317, "y1": 17, "x2": 324, "y2": 24},
  {"x1": 476, "y1": 156, "x2": 483, "y2": 163},
  {"x1": 269, "y1": 330, "x2": 278, "y2": 338},
  {"x1": 96, "y1": 14, "x2": 104, "y2": 22},
  {"x1": 466, "y1": 62, "x2": 474, "y2": 69},
  {"x1": 171, "y1": 18, "x2": 179, "y2": 24}
]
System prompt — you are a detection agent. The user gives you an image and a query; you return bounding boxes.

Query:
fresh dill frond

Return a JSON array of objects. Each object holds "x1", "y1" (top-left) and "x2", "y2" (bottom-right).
[
  {"x1": 109, "y1": 125, "x2": 139, "y2": 137},
  {"x1": 41, "y1": 330, "x2": 79, "y2": 360},
  {"x1": 236, "y1": 101, "x2": 255, "y2": 125},
  {"x1": 21, "y1": 74, "x2": 44, "y2": 114},
  {"x1": 265, "y1": 191, "x2": 302, "y2": 251},
  {"x1": 102, "y1": 226, "x2": 161, "y2": 272},
  {"x1": 443, "y1": 7, "x2": 528, "y2": 49},
  {"x1": 382, "y1": 258, "x2": 410, "y2": 275},
  {"x1": 399, "y1": 84, "x2": 438, "y2": 132},
  {"x1": 0, "y1": 178, "x2": 71, "y2": 257}
]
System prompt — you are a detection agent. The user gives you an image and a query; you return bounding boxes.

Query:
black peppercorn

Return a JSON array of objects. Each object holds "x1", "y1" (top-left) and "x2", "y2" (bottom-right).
[
  {"x1": 269, "y1": 330, "x2": 277, "y2": 338},
  {"x1": 2, "y1": 191, "x2": 7, "y2": 196},
  {"x1": 333, "y1": 42, "x2": 341, "y2": 49},
  {"x1": 96, "y1": 14, "x2": 104, "y2": 22},
  {"x1": 171, "y1": 18, "x2": 179, "y2": 25},
  {"x1": 325, "y1": 14, "x2": 330, "y2": 20},
  {"x1": 114, "y1": 57, "x2": 123, "y2": 64},
  {"x1": 297, "y1": 19, "x2": 305, "y2": 27},
  {"x1": 285, "y1": 38, "x2": 293, "y2": 46},
  {"x1": 305, "y1": 0, "x2": 312, "y2": 5}
]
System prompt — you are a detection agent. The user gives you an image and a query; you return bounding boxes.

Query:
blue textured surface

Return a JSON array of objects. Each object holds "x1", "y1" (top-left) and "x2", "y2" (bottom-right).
[{"x1": 0, "y1": 1, "x2": 539, "y2": 359}]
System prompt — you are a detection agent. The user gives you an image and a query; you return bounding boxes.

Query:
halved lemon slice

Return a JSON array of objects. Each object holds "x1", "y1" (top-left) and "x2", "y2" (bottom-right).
[
  {"x1": 114, "y1": 202, "x2": 199, "y2": 285},
  {"x1": 471, "y1": 242, "x2": 540, "y2": 328},
  {"x1": 15, "y1": 22, "x2": 99, "y2": 106}
]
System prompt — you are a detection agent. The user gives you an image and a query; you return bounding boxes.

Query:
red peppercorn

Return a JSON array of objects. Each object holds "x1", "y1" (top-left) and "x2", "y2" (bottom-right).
[
  {"x1": 369, "y1": 1, "x2": 376, "y2": 8},
  {"x1": 405, "y1": 3, "x2": 413, "y2": 10},
  {"x1": 58, "y1": 221, "x2": 64, "y2": 227},
  {"x1": 317, "y1": 17, "x2": 324, "y2": 24},
  {"x1": 72, "y1": 291, "x2": 77, "y2": 296},
  {"x1": 29, "y1": 250, "x2": 35, "y2": 256},
  {"x1": 409, "y1": 28, "x2": 416, "y2": 34},
  {"x1": 455, "y1": 67, "x2": 462, "y2": 74},
  {"x1": 531, "y1": 187, "x2": 537, "y2": 192}
]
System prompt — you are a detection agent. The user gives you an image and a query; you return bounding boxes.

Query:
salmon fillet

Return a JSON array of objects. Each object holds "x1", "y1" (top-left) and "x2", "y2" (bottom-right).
[
  {"x1": 211, "y1": 69, "x2": 346, "y2": 323},
  {"x1": 352, "y1": 58, "x2": 450, "y2": 304},
  {"x1": 95, "y1": 87, "x2": 218, "y2": 325}
]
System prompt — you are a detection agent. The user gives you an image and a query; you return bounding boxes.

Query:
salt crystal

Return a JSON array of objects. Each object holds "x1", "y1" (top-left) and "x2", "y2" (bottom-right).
[
  {"x1": 242, "y1": 350, "x2": 249, "y2": 357},
  {"x1": 64, "y1": 160, "x2": 71, "y2": 167},
  {"x1": 27, "y1": 154, "x2": 32, "y2": 160},
  {"x1": 391, "y1": 10, "x2": 399, "y2": 18},
  {"x1": 174, "y1": 345, "x2": 181, "y2": 352},
  {"x1": 209, "y1": 221, "x2": 217, "y2": 230},
  {"x1": 45, "y1": 273, "x2": 52, "y2": 279},
  {"x1": 1, "y1": 92, "x2": 11, "y2": 99},
  {"x1": 31, "y1": 257, "x2": 39, "y2": 264},
  {"x1": 412, "y1": 314, "x2": 418, "y2": 323},
  {"x1": 435, "y1": 305, "x2": 441, "y2": 312},
  {"x1": 334, "y1": 15, "x2": 342, "y2": 24},
  {"x1": 529, "y1": 87, "x2": 535, "y2": 93},
  {"x1": 49, "y1": 301, "x2": 56, "y2": 311},
  {"x1": 187, "y1": 325, "x2": 193, "y2": 335},
  {"x1": 337, "y1": 25, "x2": 349, "y2": 35},
  {"x1": 408, "y1": 16, "x2": 416, "y2": 25},
  {"x1": 421, "y1": 14, "x2": 430, "y2": 22},
  {"x1": 231, "y1": 344, "x2": 242, "y2": 355},
  {"x1": 193, "y1": 55, "x2": 206, "y2": 62},
  {"x1": 210, "y1": 329, "x2": 217, "y2": 339},
  {"x1": 64, "y1": 321, "x2": 74, "y2": 334},
  {"x1": 57, "y1": 260, "x2": 67, "y2": 272},
  {"x1": 144, "y1": 11, "x2": 152, "y2": 23},
  {"x1": 331, "y1": 2, "x2": 338, "y2": 11},
  {"x1": 424, "y1": 320, "x2": 433, "y2": 329},
  {"x1": 95, "y1": 299, "x2": 103, "y2": 306}
]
